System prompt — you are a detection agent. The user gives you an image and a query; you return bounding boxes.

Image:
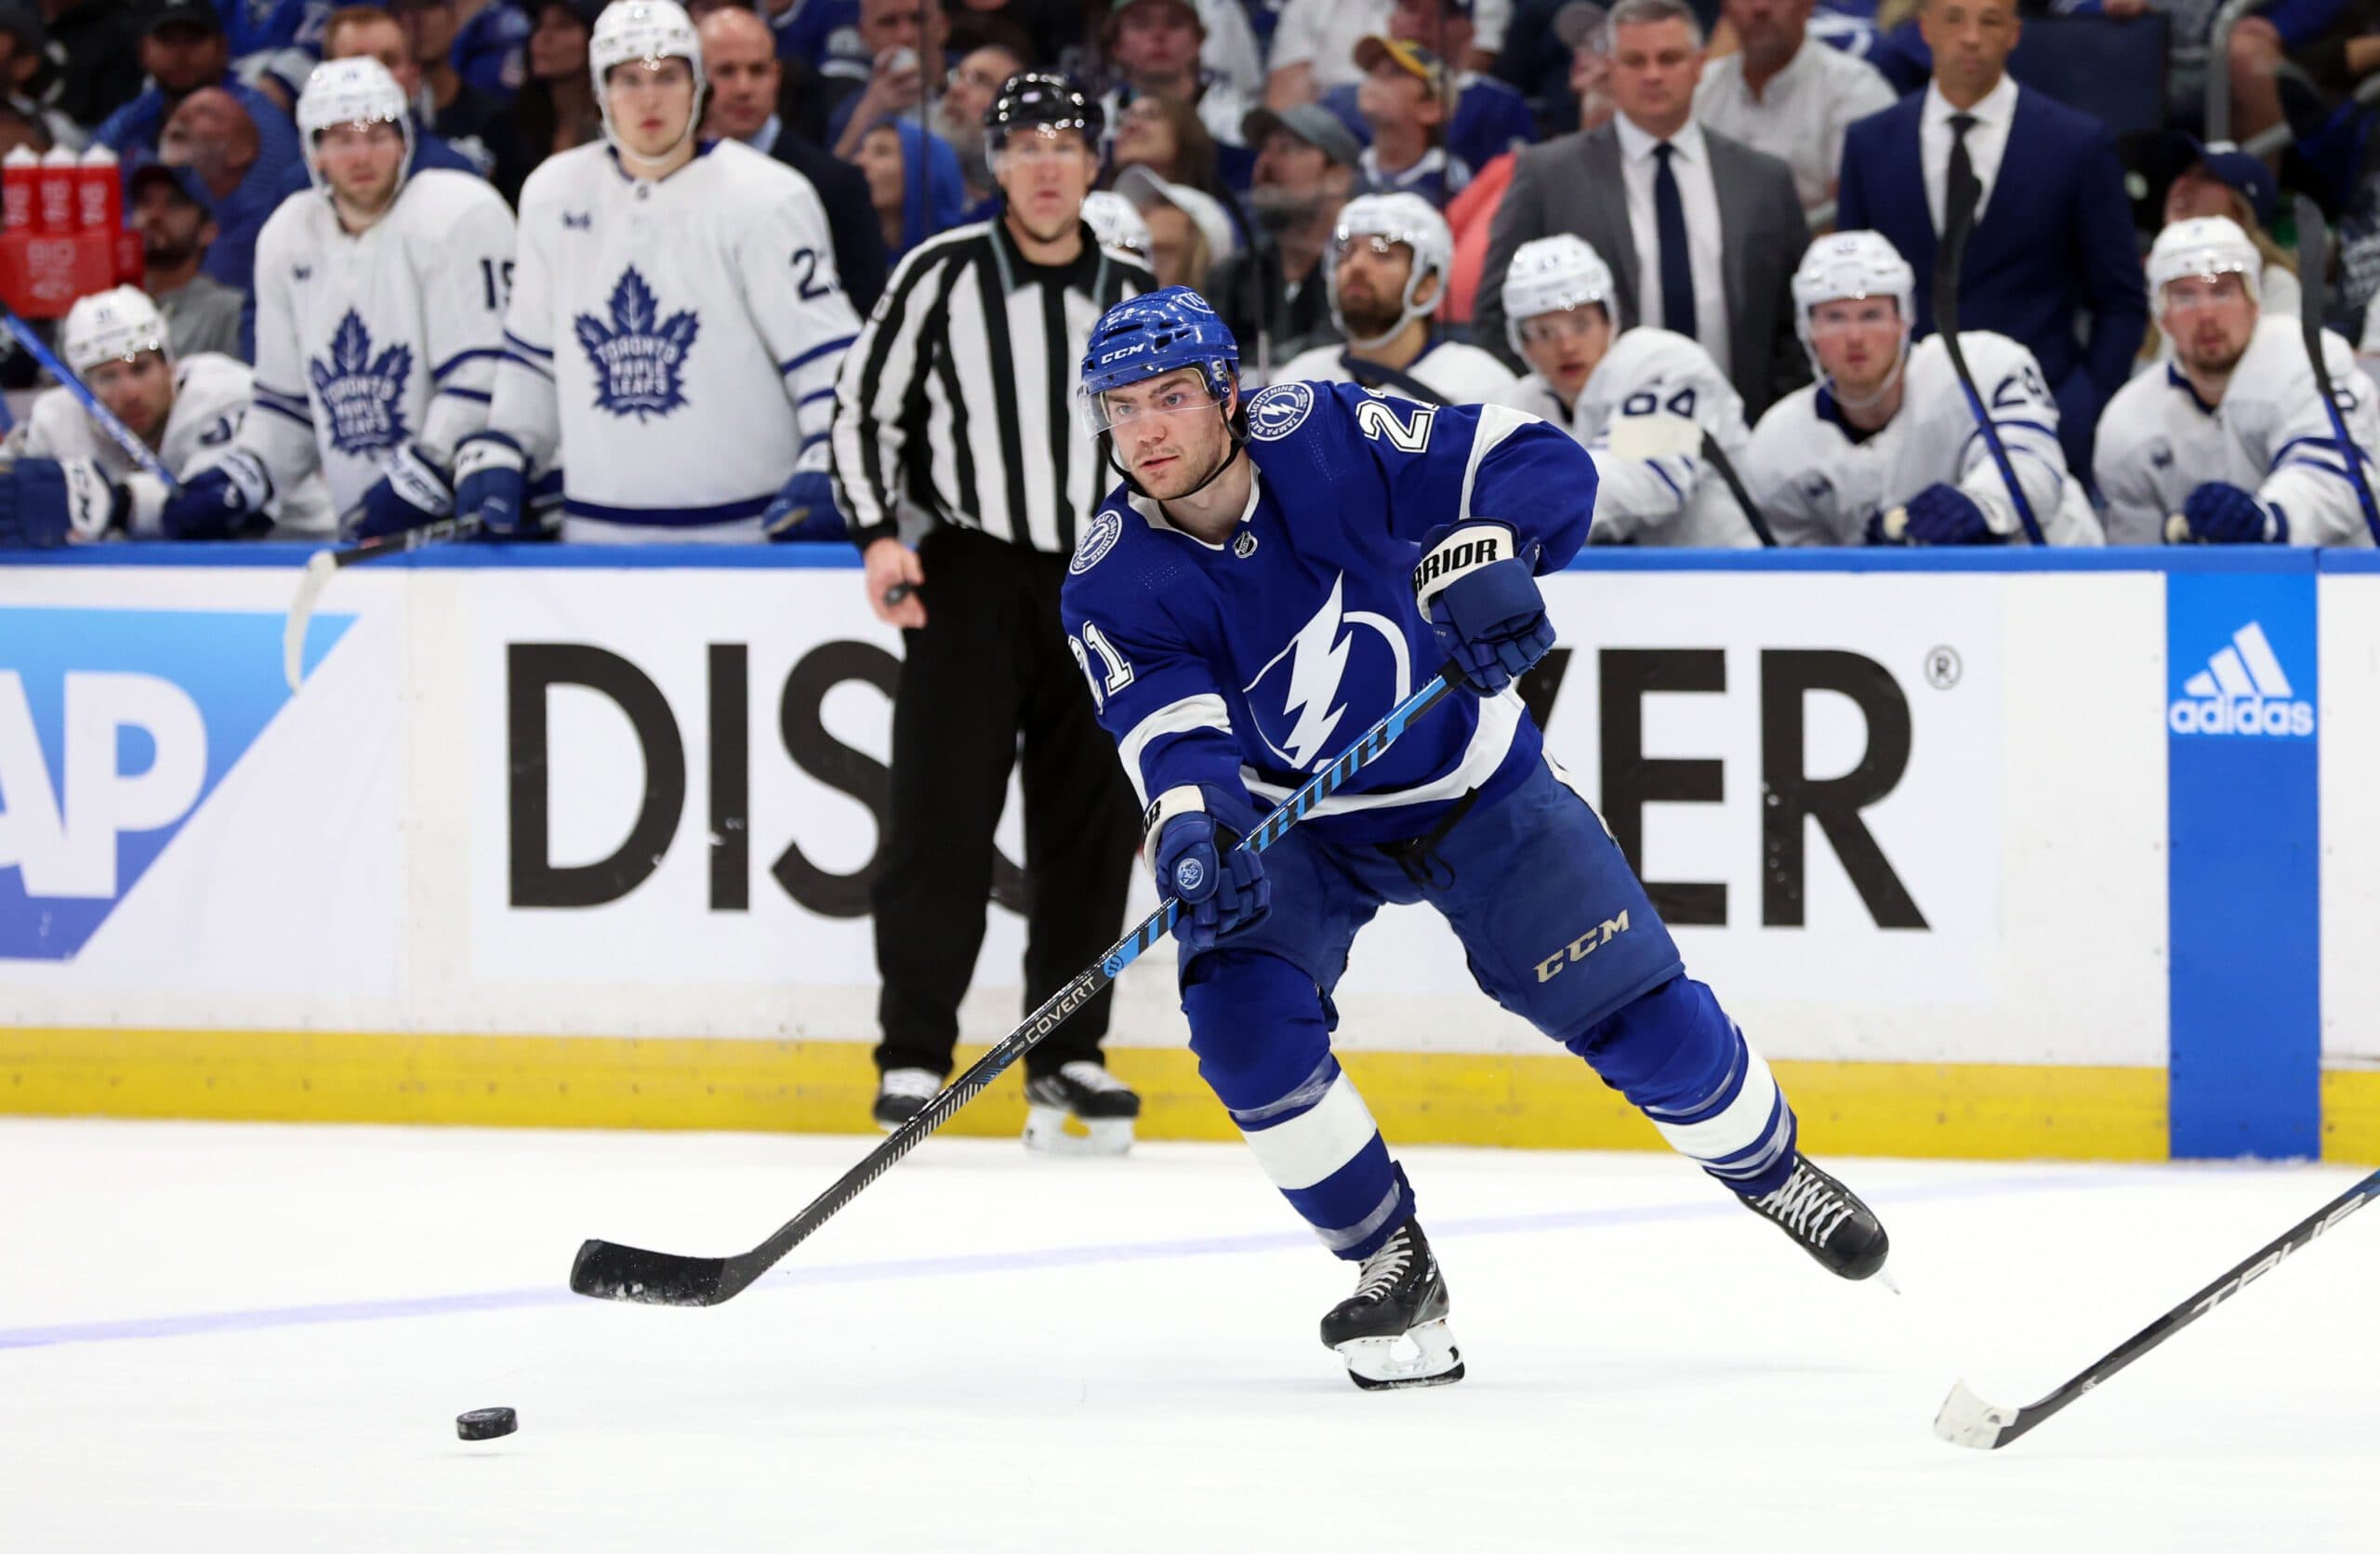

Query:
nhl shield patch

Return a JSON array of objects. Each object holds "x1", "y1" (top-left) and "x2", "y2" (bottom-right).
[{"x1": 575, "y1": 267, "x2": 700, "y2": 420}]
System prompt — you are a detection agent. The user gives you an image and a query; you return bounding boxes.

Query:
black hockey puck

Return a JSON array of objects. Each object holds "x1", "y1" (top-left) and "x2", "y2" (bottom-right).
[{"x1": 456, "y1": 1407, "x2": 518, "y2": 1441}]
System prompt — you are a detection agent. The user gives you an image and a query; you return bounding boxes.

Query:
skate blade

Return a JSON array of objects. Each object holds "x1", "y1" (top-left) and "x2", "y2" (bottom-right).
[
  {"x1": 1022, "y1": 1106, "x2": 1134, "y2": 1158},
  {"x1": 1933, "y1": 1379, "x2": 2015, "y2": 1450},
  {"x1": 1336, "y1": 1318, "x2": 1463, "y2": 1391}
]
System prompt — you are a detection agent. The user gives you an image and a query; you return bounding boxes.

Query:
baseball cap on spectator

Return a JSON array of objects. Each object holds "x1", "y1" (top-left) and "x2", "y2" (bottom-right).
[
  {"x1": 1553, "y1": 1, "x2": 1610, "y2": 50},
  {"x1": 2169, "y1": 133, "x2": 2278, "y2": 228},
  {"x1": 141, "y1": 0, "x2": 226, "y2": 38},
  {"x1": 1354, "y1": 35, "x2": 1450, "y2": 100},
  {"x1": 1117, "y1": 164, "x2": 1238, "y2": 264},
  {"x1": 1240, "y1": 102, "x2": 1362, "y2": 168},
  {"x1": 129, "y1": 159, "x2": 217, "y2": 218}
]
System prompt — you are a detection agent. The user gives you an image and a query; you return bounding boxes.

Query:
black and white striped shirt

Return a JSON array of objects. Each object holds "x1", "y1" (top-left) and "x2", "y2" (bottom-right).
[{"x1": 829, "y1": 218, "x2": 1153, "y2": 554}]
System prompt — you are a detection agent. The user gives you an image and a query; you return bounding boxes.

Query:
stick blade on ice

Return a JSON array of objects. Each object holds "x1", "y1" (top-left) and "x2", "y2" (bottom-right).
[
  {"x1": 1933, "y1": 1379, "x2": 2018, "y2": 1450},
  {"x1": 570, "y1": 1238, "x2": 734, "y2": 1306}
]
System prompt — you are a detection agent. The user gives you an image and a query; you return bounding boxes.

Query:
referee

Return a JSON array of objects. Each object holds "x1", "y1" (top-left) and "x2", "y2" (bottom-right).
[{"x1": 828, "y1": 73, "x2": 1156, "y2": 1153}]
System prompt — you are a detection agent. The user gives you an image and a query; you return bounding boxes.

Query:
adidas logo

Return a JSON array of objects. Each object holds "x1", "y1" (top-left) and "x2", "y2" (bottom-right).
[{"x1": 2167, "y1": 621, "x2": 2314, "y2": 737}]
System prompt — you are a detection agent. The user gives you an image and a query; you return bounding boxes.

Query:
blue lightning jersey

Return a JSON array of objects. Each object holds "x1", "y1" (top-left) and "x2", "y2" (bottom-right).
[{"x1": 1060, "y1": 381, "x2": 1597, "y2": 846}]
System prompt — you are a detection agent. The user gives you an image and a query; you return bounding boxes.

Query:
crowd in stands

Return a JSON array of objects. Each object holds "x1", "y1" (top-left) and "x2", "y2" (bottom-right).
[{"x1": 3, "y1": 0, "x2": 2379, "y2": 547}]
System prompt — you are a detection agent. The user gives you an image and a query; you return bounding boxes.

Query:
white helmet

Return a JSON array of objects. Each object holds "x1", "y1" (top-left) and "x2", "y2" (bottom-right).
[
  {"x1": 2148, "y1": 216, "x2": 2262, "y2": 312},
  {"x1": 62, "y1": 286, "x2": 169, "y2": 374},
  {"x1": 1081, "y1": 191, "x2": 1153, "y2": 262},
  {"x1": 1328, "y1": 192, "x2": 1453, "y2": 350},
  {"x1": 296, "y1": 58, "x2": 415, "y2": 198},
  {"x1": 1500, "y1": 234, "x2": 1616, "y2": 358},
  {"x1": 1790, "y1": 230, "x2": 1915, "y2": 405},
  {"x1": 590, "y1": 0, "x2": 706, "y2": 165}
]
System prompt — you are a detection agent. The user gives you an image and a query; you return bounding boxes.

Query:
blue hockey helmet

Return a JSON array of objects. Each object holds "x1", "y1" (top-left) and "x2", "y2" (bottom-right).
[{"x1": 1078, "y1": 286, "x2": 1241, "y2": 434}]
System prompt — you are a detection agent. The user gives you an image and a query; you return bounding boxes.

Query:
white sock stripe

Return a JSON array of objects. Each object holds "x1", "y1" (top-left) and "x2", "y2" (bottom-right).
[
  {"x1": 1239, "y1": 1073, "x2": 1380, "y2": 1191},
  {"x1": 1316, "y1": 1180, "x2": 1408, "y2": 1253},
  {"x1": 1650, "y1": 1049, "x2": 1782, "y2": 1164},
  {"x1": 1702, "y1": 1105, "x2": 1796, "y2": 1181},
  {"x1": 1230, "y1": 1053, "x2": 1340, "y2": 1128}
]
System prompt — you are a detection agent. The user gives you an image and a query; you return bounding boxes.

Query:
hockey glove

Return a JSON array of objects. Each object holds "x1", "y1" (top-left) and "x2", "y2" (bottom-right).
[
  {"x1": 453, "y1": 433, "x2": 536, "y2": 539},
  {"x1": 1146, "y1": 785, "x2": 1270, "y2": 954},
  {"x1": 2181, "y1": 482, "x2": 2288, "y2": 545},
  {"x1": 0, "y1": 457, "x2": 125, "y2": 547},
  {"x1": 1412, "y1": 521, "x2": 1552, "y2": 696},
  {"x1": 1897, "y1": 483, "x2": 1999, "y2": 547},
  {"x1": 159, "y1": 450, "x2": 274, "y2": 539},
  {"x1": 761, "y1": 445, "x2": 847, "y2": 542},
  {"x1": 352, "y1": 443, "x2": 455, "y2": 540}
]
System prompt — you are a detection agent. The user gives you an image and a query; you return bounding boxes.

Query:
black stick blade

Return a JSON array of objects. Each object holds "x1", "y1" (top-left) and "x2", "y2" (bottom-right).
[{"x1": 571, "y1": 1238, "x2": 734, "y2": 1306}]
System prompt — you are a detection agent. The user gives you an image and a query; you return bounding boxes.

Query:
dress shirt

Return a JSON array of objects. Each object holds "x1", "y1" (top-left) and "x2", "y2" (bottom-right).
[{"x1": 1616, "y1": 113, "x2": 1731, "y2": 381}]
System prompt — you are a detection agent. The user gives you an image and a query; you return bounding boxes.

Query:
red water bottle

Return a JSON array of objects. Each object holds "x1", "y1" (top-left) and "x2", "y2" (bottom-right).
[
  {"x1": 35, "y1": 144, "x2": 74, "y2": 232},
  {"x1": 2, "y1": 145, "x2": 34, "y2": 230}
]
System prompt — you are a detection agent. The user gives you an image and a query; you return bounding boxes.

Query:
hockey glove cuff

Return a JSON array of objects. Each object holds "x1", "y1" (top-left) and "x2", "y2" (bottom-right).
[
  {"x1": 0, "y1": 457, "x2": 125, "y2": 547},
  {"x1": 160, "y1": 450, "x2": 273, "y2": 539},
  {"x1": 1900, "y1": 484, "x2": 2002, "y2": 547},
  {"x1": 1145, "y1": 785, "x2": 1270, "y2": 954},
  {"x1": 1413, "y1": 521, "x2": 1552, "y2": 696},
  {"x1": 352, "y1": 444, "x2": 456, "y2": 539},
  {"x1": 453, "y1": 434, "x2": 536, "y2": 539}
]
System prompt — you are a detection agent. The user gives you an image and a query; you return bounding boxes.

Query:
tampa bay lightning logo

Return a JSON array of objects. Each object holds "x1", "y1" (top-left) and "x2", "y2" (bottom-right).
[
  {"x1": 1244, "y1": 573, "x2": 1412, "y2": 771},
  {"x1": 1172, "y1": 857, "x2": 1207, "y2": 893},
  {"x1": 308, "y1": 311, "x2": 412, "y2": 458},
  {"x1": 575, "y1": 267, "x2": 700, "y2": 421},
  {"x1": 1247, "y1": 382, "x2": 1314, "y2": 442},
  {"x1": 1070, "y1": 507, "x2": 1123, "y2": 575}
]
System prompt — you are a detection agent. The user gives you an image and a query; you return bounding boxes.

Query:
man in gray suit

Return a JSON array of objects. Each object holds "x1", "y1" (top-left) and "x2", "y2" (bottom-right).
[{"x1": 1479, "y1": 0, "x2": 1812, "y2": 419}]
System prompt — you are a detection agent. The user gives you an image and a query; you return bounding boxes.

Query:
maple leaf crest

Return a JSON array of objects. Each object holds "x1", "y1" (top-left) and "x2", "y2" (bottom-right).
[
  {"x1": 574, "y1": 267, "x2": 700, "y2": 421},
  {"x1": 308, "y1": 309, "x2": 412, "y2": 458}
]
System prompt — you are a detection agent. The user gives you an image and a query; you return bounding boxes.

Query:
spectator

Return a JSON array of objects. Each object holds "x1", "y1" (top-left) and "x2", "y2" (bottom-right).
[
  {"x1": 1496, "y1": 0, "x2": 1614, "y2": 139},
  {"x1": 157, "y1": 86, "x2": 285, "y2": 299},
  {"x1": 2226, "y1": 0, "x2": 2359, "y2": 150},
  {"x1": 1117, "y1": 163, "x2": 1237, "y2": 287},
  {"x1": 701, "y1": 5, "x2": 889, "y2": 313},
  {"x1": 828, "y1": 0, "x2": 946, "y2": 160},
  {"x1": 1834, "y1": 0, "x2": 2148, "y2": 473},
  {"x1": 0, "y1": 9, "x2": 83, "y2": 150},
  {"x1": 390, "y1": 0, "x2": 540, "y2": 200},
  {"x1": 36, "y1": 0, "x2": 146, "y2": 132},
  {"x1": 943, "y1": 0, "x2": 1083, "y2": 69},
  {"x1": 1081, "y1": 186, "x2": 1154, "y2": 260},
  {"x1": 1691, "y1": 0, "x2": 1892, "y2": 219},
  {"x1": 1322, "y1": 0, "x2": 1538, "y2": 176},
  {"x1": 1106, "y1": 89, "x2": 1221, "y2": 192},
  {"x1": 511, "y1": 0, "x2": 604, "y2": 161},
  {"x1": 94, "y1": 0, "x2": 302, "y2": 168},
  {"x1": 2162, "y1": 134, "x2": 2299, "y2": 321},
  {"x1": 126, "y1": 163, "x2": 245, "y2": 360},
  {"x1": 936, "y1": 41, "x2": 1025, "y2": 211},
  {"x1": 452, "y1": 0, "x2": 535, "y2": 99},
  {"x1": 853, "y1": 113, "x2": 966, "y2": 260},
  {"x1": 1266, "y1": 0, "x2": 1393, "y2": 108},
  {"x1": 1479, "y1": 0, "x2": 1810, "y2": 419},
  {"x1": 1206, "y1": 103, "x2": 1360, "y2": 371},
  {"x1": 271, "y1": 6, "x2": 511, "y2": 205},
  {"x1": 0, "y1": 95, "x2": 43, "y2": 157},
  {"x1": 1352, "y1": 36, "x2": 1471, "y2": 206},
  {"x1": 1100, "y1": 0, "x2": 1249, "y2": 152},
  {"x1": 1276, "y1": 191, "x2": 1517, "y2": 400}
]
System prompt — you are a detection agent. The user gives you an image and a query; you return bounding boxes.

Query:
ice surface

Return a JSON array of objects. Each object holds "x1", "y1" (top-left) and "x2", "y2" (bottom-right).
[{"x1": 1, "y1": 1119, "x2": 2373, "y2": 1552}]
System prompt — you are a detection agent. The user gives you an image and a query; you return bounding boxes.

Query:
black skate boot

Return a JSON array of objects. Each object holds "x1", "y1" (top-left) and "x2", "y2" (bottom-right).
[
  {"x1": 1740, "y1": 1156, "x2": 1890, "y2": 1280},
  {"x1": 1319, "y1": 1218, "x2": 1464, "y2": 1390},
  {"x1": 1021, "y1": 1061, "x2": 1140, "y2": 1155},
  {"x1": 872, "y1": 1068, "x2": 940, "y2": 1132}
]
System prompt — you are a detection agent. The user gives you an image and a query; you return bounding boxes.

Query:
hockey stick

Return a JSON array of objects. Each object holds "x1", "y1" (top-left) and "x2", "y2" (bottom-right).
[
  {"x1": 1606, "y1": 411, "x2": 1777, "y2": 548},
  {"x1": 571, "y1": 667, "x2": 1465, "y2": 1308},
  {"x1": 1701, "y1": 432, "x2": 1777, "y2": 549},
  {"x1": 0, "y1": 306, "x2": 183, "y2": 494},
  {"x1": 1883, "y1": 166, "x2": 2044, "y2": 546},
  {"x1": 1934, "y1": 1165, "x2": 2380, "y2": 1451},
  {"x1": 281, "y1": 514, "x2": 481, "y2": 692},
  {"x1": 2289, "y1": 196, "x2": 2380, "y2": 546}
]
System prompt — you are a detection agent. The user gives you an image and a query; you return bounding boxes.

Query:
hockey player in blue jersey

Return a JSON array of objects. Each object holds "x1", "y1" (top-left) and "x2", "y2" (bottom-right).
[{"x1": 1061, "y1": 287, "x2": 1891, "y2": 1391}]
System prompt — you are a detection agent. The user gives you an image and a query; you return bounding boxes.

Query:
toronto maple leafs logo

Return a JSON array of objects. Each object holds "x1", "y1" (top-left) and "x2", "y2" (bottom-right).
[
  {"x1": 308, "y1": 311, "x2": 412, "y2": 458},
  {"x1": 575, "y1": 268, "x2": 699, "y2": 420}
]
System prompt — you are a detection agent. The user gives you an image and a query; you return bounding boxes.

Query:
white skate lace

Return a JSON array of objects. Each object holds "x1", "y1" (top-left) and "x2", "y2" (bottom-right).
[
  {"x1": 880, "y1": 1069, "x2": 940, "y2": 1102},
  {"x1": 1757, "y1": 1164, "x2": 1854, "y2": 1246},
  {"x1": 1057, "y1": 1061, "x2": 1130, "y2": 1094},
  {"x1": 1350, "y1": 1233, "x2": 1416, "y2": 1305}
]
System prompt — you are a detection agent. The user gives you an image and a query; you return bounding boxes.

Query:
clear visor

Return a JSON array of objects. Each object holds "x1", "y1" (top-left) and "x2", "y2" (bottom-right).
[
  {"x1": 1516, "y1": 304, "x2": 1601, "y2": 346},
  {"x1": 1805, "y1": 294, "x2": 1904, "y2": 336},
  {"x1": 1333, "y1": 231, "x2": 1417, "y2": 265},
  {"x1": 2157, "y1": 264, "x2": 2254, "y2": 315},
  {"x1": 1078, "y1": 376, "x2": 1224, "y2": 435}
]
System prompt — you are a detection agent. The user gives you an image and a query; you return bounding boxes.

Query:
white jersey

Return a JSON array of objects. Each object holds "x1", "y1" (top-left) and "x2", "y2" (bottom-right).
[
  {"x1": 11, "y1": 353, "x2": 337, "y2": 537},
  {"x1": 1492, "y1": 326, "x2": 1759, "y2": 549},
  {"x1": 1276, "y1": 338, "x2": 1517, "y2": 405},
  {"x1": 2096, "y1": 313, "x2": 2377, "y2": 548},
  {"x1": 242, "y1": 169, "x2": 517, "y2": 516},
  {"x1": 1745, "y1": 332, "x2": 2104, "y2": 547},
  {"x1": 488, "y1": 139, "x2": 863, "y2": 543}
]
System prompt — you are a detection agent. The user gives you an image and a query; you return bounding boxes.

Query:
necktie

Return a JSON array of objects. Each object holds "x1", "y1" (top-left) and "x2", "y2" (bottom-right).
[
  {"x1": 1946, "y1": 112, "x2": 1978, "y2": 225},
  {"x1": 1653, "y1": 141, "x2": 1695, "y2": 339}
]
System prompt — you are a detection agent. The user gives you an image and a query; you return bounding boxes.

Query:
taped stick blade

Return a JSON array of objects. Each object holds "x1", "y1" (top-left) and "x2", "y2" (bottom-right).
[
  {"x1": 283, "y1": 551, "x2": 338, "y2": 693},
  {"x1": 1933, "y1": 1379, "x2": 2017, "y2": 1450}
]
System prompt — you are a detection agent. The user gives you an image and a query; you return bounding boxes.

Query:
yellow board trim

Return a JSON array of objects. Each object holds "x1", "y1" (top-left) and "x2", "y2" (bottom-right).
[
  {"x1": 2322, "y1": 1069, "x2": 2380, "y2": 1163},
  {"x1": 0, "y1": 1028, "x2": 2177, "y2": 1162}
]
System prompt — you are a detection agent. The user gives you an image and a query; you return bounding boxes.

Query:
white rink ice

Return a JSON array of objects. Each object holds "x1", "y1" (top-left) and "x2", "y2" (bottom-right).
[{"x1": 2, "y1": 1120, "x2": 2373, "y2": 1553}]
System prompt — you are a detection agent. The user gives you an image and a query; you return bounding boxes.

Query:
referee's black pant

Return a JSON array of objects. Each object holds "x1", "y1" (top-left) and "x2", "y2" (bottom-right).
[{"x1": 873, "y1": 524, "x2": 1143, "y2": 1080}]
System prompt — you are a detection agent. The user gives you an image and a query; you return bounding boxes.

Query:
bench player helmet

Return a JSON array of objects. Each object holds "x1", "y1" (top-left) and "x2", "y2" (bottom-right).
[
  {"x1": 2148, "y1": 216, "x2": 2262, "y2": 312},
  {"x1": 296, "y1": 57, "x2": 415, "y2": 198},
  {"x1": 590, "y1": 0, "x2": 705, "y2": 164},
  {"x1": 1327, "y1": 193, "x2": 1453, "y2": 351},
  {"x1": 1499, "y1": 233, "x2": 1616, "y2": 359},
  {"x1": 63, "y1": 286, "x2": 171, "y2": 374},
  {"x1": 1790, "y1": 229, "x2": 1915, "y2": 407},
  {"x1": 1079, "y1": 285, "x2": 1244, "y2": 497}
]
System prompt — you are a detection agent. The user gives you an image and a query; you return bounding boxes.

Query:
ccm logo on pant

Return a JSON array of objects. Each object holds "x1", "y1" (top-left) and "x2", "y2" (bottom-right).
[{"x1": 1535, "y1": 911, "x2": 1631, "y2": 982}]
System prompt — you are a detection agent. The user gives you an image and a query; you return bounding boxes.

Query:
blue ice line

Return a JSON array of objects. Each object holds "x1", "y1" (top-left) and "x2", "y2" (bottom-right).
[{"x1": 0, "y1": 1169, "x2": 2126, "y2": 1353}]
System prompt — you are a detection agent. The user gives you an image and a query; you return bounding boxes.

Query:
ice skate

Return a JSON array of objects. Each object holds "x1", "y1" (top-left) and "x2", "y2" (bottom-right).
[
  {"x1": 1319, "y1": 1217, "x2": 1464, "y2": 1390},
  {"x1": 872, "y1": 1068, "x2": 940, "y2": 1132},
  {"x1": 1741, "y1": 1156, "x2": 1890, "y2": 1280},
  {"x1": 1022, "y1": 1061, "x2": 1139, "y2": 1156}
]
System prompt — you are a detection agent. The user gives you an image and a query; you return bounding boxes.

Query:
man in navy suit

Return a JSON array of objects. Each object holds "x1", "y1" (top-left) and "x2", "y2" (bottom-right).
[{"x1": 1835, "y1": 0, "x2": 2146, "y2": 473}]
